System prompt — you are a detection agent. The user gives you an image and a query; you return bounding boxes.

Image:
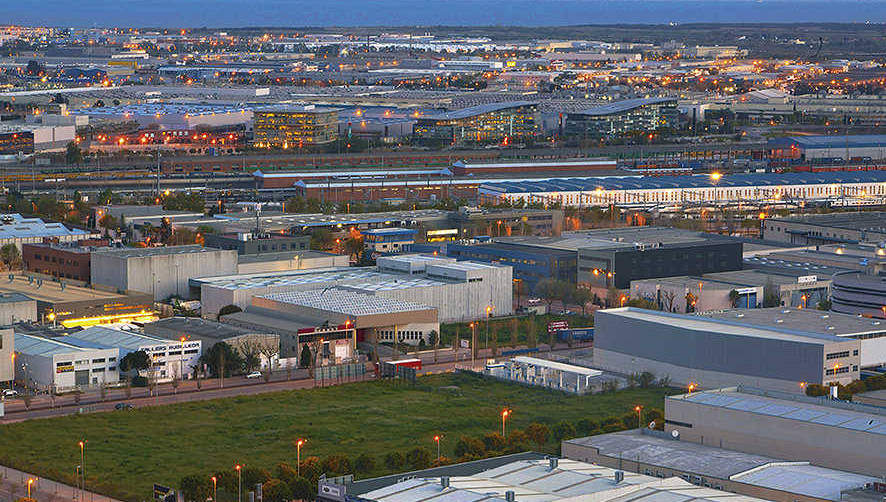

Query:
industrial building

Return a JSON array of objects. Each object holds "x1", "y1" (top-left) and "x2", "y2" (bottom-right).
[
  {"x1": 202, "y1": 233, "x2": 310, "y2": 255},
  {"x1": 446, "y1": 240, "x2": 577, "y2": 291},
  {"x1": 702, "y1": 308, "x2": 886, "y2": 368},
  {"x1": 485, "y1": 356, "x2": 604, "y2": 394},
  {"x1": 22, "y1": 241, "x2": 106, "y2": 283},
  {"x1": 356, "y1": 457, "x2": 773, "y2": 502},
  {"x1": 831, "y1": 272, "x2": 886, "y2": 320},
  {"x1": 413, "y1": 101, "x2": 539, "y2": 145},
  {"x1": 251, "y1": 104, "x2": 339, "y2": 147},
  {"x1": 0, "y1": 293, "x2": 37, "y2": 325},
  {"x1": 594, "y1": 308, "x2": 861, "y2": 393},
  {"x1": 70, "y1": 104, "x2": 253, "y2": 130},
  {"x1": 0, "y1": 214, "x2": 98, "y2": 251},
  {"x1": 563, "y1": 429, "x2": 877, "y2": 502},
  {"x1": 565, "y1": 97, "x2": 679, "y2": 137},
  {"x1": 196, "y1": 254, "x2": 512, "y2": 325},
  {"x1": 91, "y1": 245, "x2": 238, "y2": 300},
  {"x1": 0, "y1": 329, "x2": 12, "y2": 385},
  {"x1": 142, "y1": 317, "x2": 280, "y2": 369},
  {"x1": 664, "y1": 386, "x2": 886, "y2": 477},
  {"x1": 13, "y1": 332, "x2": 120, "y2": 391},
  {"x1": 58, "y1": 325, "x2": 202, "y2": 381},
  {"x1": 234, "y1": 250, "x2": 349, "y2": 275},
  {"x1": 450, "y1": 158, "x2": 617, "y2": 176},
  {"x1": 0, "y1": 123, "x2": 76, "y2": 154},
  {"x1": 478, "y1": 171, "x2": 886, "y2": 208},
  {"x1": 762, "y1": 212, "x2": 886, "y2": 246},
  {"x1": 362, "y1": 228, "x2": 416, "y2": 256},
  {"x1": 630, "y1": 269, "x2": 832, "y2": 313},
  {"x1": 0, "y1": 275, "x2": 154, "y2": 328},
  {"x1": 768, "y1": 134, "x2": 886, "y2": 161}
]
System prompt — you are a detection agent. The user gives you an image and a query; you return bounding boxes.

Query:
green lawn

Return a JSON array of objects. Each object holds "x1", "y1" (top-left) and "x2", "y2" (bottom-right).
[{"x1": 0, "y1": 373, "x2": 673, "y2": 502}]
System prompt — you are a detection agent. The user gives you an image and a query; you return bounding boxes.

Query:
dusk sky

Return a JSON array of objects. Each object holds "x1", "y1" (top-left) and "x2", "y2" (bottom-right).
[{"x1": 6, "y1": 0, "x2": 886, "y2": 26}]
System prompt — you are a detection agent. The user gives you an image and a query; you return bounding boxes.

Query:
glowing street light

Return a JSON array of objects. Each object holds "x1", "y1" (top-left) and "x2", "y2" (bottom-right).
[
  {"x1": 634, "y1": 405, "x2": 643, "y2": 429},
  {"x1": 211, "y1": 476, "x2": 217, "y2": 502},
  {"x1": 501, "y1": 408, "x2": 511, "y2": 437},
  {"x1": 688, "y1": 383, "x2": 697, "y2": 394},
  {"x1": 433, "y1": 435, "x2": 442, "y2": 460},
  {"x1": 78, "y1": 440, "x2": 87, "y2": 502},
  {"x1": 27, "y1": 477, "x2": 36, "y2": 499},
  {"x1": 234, "y1": 464, "x2": 242, "y2": 502},
  {"x1": 295, "y1": 439, "x2": 306, "y2": 477}
]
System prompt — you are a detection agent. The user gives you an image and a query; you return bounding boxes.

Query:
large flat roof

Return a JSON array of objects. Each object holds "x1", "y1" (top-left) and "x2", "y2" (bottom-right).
[
  {"x1": 0, "y1": 275, "x2": 123, "y2": 303},
  {"x1": 420, "y1": 100, "x2": 537, "y2": 121},
  {"x1": 480, "y1": 171, "x2": 886, "y2": 194},
  {"x1": 770, "y1": 134, "x2": 886, "y2": 149},
  {"x1": 92, "y1": 245, "x2": 227, "y2": 259},
  {"x1": 670, "y1": 387, "x2": 886, "y2": 436},
  {"x1": 259, "y1": 289, "x2": 433, "y2": 316},
  {"x1": 768, "y1": 211, "x2": 886, "y2": 232},
  {"x1": 57, "y1": 325, "x2": 168, "y2": 352},
  {"x1": 701, "y1": 307, "x2": 886, "y2": 338},
  {"x1": 0, "y1": 214, "x2": 93, "y2": 240},
  {"x1": 599, "y1": 307, "x2": 850, "y2": 345},
  {"x1": 13, "y1": 332, "x2": 100, "y2": 357},
  {"x1": 572, "y1": 97, "x2": 676, "y2": 116},
  {"x1": 567, "y1": 430, "x2": 875, "y2": 501},
  {"x1": 145, "y1": 316, "x2": 265, "y2": 339}
]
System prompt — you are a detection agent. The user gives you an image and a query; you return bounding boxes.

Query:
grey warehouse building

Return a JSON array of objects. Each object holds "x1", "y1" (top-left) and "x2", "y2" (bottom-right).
[
  {"x1": 563, "y1": 429, "x2": 877, "y2": 502},
  {"x1": 665, "y1": 386, "x2": 886, "y2": 477},
  {"x1": 594, "y1": 308, "x2": 860, "y2": 393},
  {"x1": 762, "y1": 211, "x2": 886, "y2": 246},
  {"x1": 91, "y1": 245, "x2": 238, "y2": 300}
]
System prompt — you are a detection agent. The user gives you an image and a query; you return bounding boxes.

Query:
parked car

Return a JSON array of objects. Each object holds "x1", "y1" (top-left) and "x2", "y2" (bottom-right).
[
  {"x1": 114, "y1": 402, "x2": 134, "y2": 410},
  {"x1": 245, "y1": 371, "x2": 262, "y2": 379},
  {"x1": 2, "y1": 389, "x2": 18, "y2": 399}
]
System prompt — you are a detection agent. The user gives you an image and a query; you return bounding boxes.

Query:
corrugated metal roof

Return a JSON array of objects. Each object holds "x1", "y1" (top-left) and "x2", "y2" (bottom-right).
[
  {"x1": 420, "y1": 101, "x2": 537, "y2": 121},
  {"x1": 572, "y1": 97, "x2": 677, "y2": 116}
]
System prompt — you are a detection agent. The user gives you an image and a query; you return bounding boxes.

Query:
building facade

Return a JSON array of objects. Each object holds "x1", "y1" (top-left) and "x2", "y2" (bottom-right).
[
  {"x1": 203, "y1": 233, "x2": 310, "y2": 255},
  {"x1": 566, "y1": 98, "x2": 679, "y2": 137},
  {"x1": 251, "y1": 105, "x2": 338, "y2": 147},
  {"x1": 413, "y1": 101, "x2": 539, "y2": 145}
]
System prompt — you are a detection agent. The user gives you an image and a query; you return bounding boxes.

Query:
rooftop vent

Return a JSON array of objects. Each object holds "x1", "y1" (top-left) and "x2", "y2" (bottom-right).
[
  {"x1": 615, "y1": 471, "x2": 624, "y2": 484},
  {"x1": 505, "y1": 491, "x2": 515, "y2": 502},
  {"x1": 440, "y1": 476, "x2": 450, "y2": 489},
  {"x1": 549, "y1": 458, "x2": 558, "y2": 471}
]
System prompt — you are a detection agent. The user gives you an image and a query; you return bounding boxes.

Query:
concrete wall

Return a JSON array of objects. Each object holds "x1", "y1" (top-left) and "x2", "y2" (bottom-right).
[
  {"x1": 0, "y1": 299, "x2": 37, "y2": 325},
  {"x1": 236, "y1": 253, "x2": 348, "y2": 275},
  {"x1": 0, "y1": 329, "x2": 12, "y2": 383},
  {"x1": 665, "y1": 395, "x2": 886, "y2": 477},
  {"x1": 631, "y1": 281, "x2": 743, "y2": 313}
]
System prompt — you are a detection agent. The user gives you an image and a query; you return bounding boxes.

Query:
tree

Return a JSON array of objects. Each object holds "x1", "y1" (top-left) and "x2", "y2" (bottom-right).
[
  {"x1": 299, "y1": 344, "x2": 312, "y2": 369},
  {"x1": 217, "y1": 304, "x2": 242, "y2": 319},
  {"x1": 552, "y1": 420, "x2": 577, "y2": 442},
  {"x1": 120, "y1": 350, "x2": 150, "y2": 373},
  {"x1": 728, "y1": 289, "x2": 741, "y2": 308},
  {"x1": 817, "y1": 298, "x2": 832, "y2": 310},
  {"x1": 383, "y1": 451, "x2": 405, "y2": 470},
  {"x1": 576, "y1": 418, "x2": 598, "y2": 435},
  {"x1": 261, "y1": 479, "x2": 291, "y2": 502},
  {"x1": 572, "y1": 287, "x2": 593, "y2": 315},
  {"x1": 353, "y1": 454, "x2": 376, "y2": 474},
  {"x1": 405, "y1": 447, "x2": 432, "y2": 470},
  {"x1": 343, "y1": 236, "x2": 364, "y2": 261},
  {"x1": 0, "y1": 244, "x2": 22, "y2": 270},
  {"x1": 454, "y1": 436, "x2": 486, "y2": 458},
  {"x1": 524, "y1": 423, "x2": 551, "y2": 449},
  {"x1": 289, "y1": 476, "x2": 313, "y2": 501},
  {"x1": 179, "y1": 475, "x2": 212, "y2": 502},
  {"x1": 322, "y1": 455, "x2": 352, "y2": 476},
  {"x1": 482, "y1": 433, "x2": 506, "y2": 452},
  {"x1": 66, "y1": 142, "x2": 83, "y2": 165},
  {"x1": 762, "y1": 279, "x2": 781, "y2": 307},
  {"x1": 199, "y1": 342, "x2": 243, "y2": 377}
]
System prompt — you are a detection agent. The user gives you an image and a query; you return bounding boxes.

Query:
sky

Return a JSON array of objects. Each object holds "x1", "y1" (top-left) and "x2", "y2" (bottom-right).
[{"x1": 4, "y1": 0, "x2": 886, "y2": 27}]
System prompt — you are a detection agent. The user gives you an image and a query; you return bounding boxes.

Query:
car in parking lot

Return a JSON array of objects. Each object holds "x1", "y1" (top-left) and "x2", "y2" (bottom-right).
[
  {"x1": 2, "y1": 389, "x2": 18, "y2": 399},
  {"x1": 245, "y1": 371, "x2": 262, "y2": 379},
  {"x1": 114, "y1": 402, "x2": 134, "y2": 410}
]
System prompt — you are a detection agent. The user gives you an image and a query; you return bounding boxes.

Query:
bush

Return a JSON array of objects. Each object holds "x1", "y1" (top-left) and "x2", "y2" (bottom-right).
[
  {"x1": 406, "y1": 447, "x2": 433, "y2": 470},
  {"x1": 322, "y1": 455, "x2": 352, "y2": 476},
  {"x1": 482, "y1": 432, "x2": 506, "y2": 452},
  {"x1": 524, "y1": 423, "x2": 551, "y2": 448},
  {"x1": 289, "y1": 476, "x2": 313, "y2": 501},
  {"x1": 298, "y1": 457, "x2": 322, "y2": 484},
  {"x1": 384, "y1": 451, "x2": 405, "y2": 471},
  {"x1": 505, "y1": 430, "x2": 532, "y2": 453},
  {"x1": 454, "y1": 436, "x2": 486, "y2": 458},
  {"x1": 552, "y1": 421, "x2": 577, "y2": 442},
  {"x1": 241, "y1": 466, "x2": 271, "y2": 488},
  {"x1": 131, "y1": 375, "x2": 148, "y2": 387},
  {"x1": 262, "y1": 479, "x2": 291, "y2": 502},
  {"x1": 275, "y1": 462, "x2": 297, "y2": 484},
  {"x1": 575, "y1": 419, "x2": 598, "y2": 435},
  {"x1": 179, "y1": 475, "x2": 211, "y2": 502},
  {"x1": 353, "y1": 454, "x2": 376, "y2": 474},
  {"x1": 805, "y1": 383, "x2": 829, "y2": 397}
]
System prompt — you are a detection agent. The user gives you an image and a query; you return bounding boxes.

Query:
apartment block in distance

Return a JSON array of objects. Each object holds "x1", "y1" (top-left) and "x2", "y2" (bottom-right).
[{"x1": 252, "y1": 104, "x2": 339, "y2": 148}]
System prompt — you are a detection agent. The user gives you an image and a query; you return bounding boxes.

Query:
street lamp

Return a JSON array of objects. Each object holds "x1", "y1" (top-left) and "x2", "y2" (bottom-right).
[
  {"x1": 501, "y1": 408, "x2": 511, "y2": 437},
  {"x1": 211, "y1": 476, "x2": 217, "y2": 502},
  {"x1": 295, "y1": 439, "x2": 306, "y2": 477},
  {"x1": 234, "y1": 464, "x2": 242, "y2": 502},
  {"x1": 27, "y1": 477, "x2": 36, "y2": 499},
  {"x1": 485, "y1": 305, "x2": 493, "y2": 352},
  {"x1": 433, "y1": 435, "x2": 441, "y2": 460},
  {"x1": 800, "y1": 295, "x2": 807, "y2": 309},
  {"x1": 78, "y1": 440, "x2": 87, "y2": 501},
  {"x1": 179, "y1": 336, "x2": 189, "y2": 379},
  {"x1": 634, "y1": 405, "x2": 643, "y2": 429},
  {"x1": 687, "y1": 383, "x2": 696, "y2": 394},
  {"x1": 469, "y1": 322, "x2": 476, "y2": 367},
  {"x1": 9, "y1": 352, "x2": 14, "y2": 390}
]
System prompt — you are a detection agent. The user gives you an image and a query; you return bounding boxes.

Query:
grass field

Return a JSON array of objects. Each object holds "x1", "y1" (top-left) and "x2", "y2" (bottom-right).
[{"x1": 0, "y1": 373, "x2": 674, "y2": 501}]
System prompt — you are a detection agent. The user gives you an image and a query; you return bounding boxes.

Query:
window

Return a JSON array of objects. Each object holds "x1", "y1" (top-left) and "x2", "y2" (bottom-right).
[
  {"x1": 853, "y1": 350, "x2": 859, "y2": 356},
  {"x1": 109, "y1": 357, "x2": 116, "y2": 362},
  {"x1": 92, "y1": 358, "x2": 105, "y2": 364},
  {"x1": 92, "y1": 368, "x2": 105, "y2": 373},
  {"x1": 826, "y1": 351, "x2": 850, "y2": 360}
]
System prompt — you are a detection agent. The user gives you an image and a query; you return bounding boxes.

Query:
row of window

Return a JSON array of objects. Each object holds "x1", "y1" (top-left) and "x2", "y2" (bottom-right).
[
  {"x1": 32, "y1": 254, "x2": 81, "y2": 267},
  {"x1": 826, "y1": 366, "x2": 852, "y2": 375},
  {"x1": 826, "y1": 350, "x2": 851, "y2": 360}
]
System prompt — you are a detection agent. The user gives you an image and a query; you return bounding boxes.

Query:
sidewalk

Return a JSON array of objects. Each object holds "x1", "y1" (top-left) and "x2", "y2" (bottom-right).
[{"x1": 0, "y1": 464, "x2": 122, "y2": 502}]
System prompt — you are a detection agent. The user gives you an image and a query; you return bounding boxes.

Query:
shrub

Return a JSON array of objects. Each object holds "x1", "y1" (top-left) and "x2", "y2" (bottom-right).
[
  {"x1": 353, "y1": 454, "x2": 376, "y2": 474},
  {"x1": 454, "y1": 436, "x2": 486, "y2": 458},
  {"x1": 322, "y1": 455, "x2": 352, "y2": 476},
  {"x1": 289, "y1": 476, "x2": 313, "y2": 501},
  {"x1": 275, "y1": 462, "x2": 297, "y2": 484},
  {"x1": 524, "y1": 423, "x2": 551, "y2": 448},
  {"x1": 261, "y1": 479, "x2": 291, "y2": 502},
  {"x1": 179, "y1": 475, "x2": 211, "y2": 502},
  {"x1": 406, "y1": 447, "x2": 433, "y2": 470},
  {"x1": 384, "y1": 451, "x2": 405, "y2": 471},
  {"x1": 575, "y1": 419, "x2": 598, "y2": 435},
  {"x1": 482, "y1": 432, "x2": 506, "y2": 452},
  {"x1": 552, "y1": 421, "x2": 577, "y2": 442}
]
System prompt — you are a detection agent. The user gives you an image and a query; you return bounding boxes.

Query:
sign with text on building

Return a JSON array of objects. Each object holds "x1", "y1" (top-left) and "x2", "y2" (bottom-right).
[
  {"x1": 797, "y1": 275, "x2": 818, "y2": 284},
  {"x1": 56, "y1": 364, "x2": 74, "y2": 373},
  {"x1": 547, "y1": 320, "x2": 569, "y2": 333},
  {"x1": 460, "y1": 339, "x2": 470, "y2": 349}
]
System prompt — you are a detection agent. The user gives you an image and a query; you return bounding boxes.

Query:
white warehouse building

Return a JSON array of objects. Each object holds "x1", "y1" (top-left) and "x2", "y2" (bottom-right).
[{"x1": 13, "y1": 332, "x2": 119, "y2": 391}]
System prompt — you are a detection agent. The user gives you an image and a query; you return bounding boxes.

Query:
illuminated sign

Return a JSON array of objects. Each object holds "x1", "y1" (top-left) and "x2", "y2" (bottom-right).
[{"x1": 56, "y1": 365, "x2": 74, "y2": 373}]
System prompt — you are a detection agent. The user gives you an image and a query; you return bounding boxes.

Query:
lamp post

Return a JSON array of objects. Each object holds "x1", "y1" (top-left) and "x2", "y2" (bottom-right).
[
  {"x1": 27, "y1": 477, "x2": 36, "y2": 499},
  {"x1": 433, "y1": 435, "x2": 441, "y2": 461},
  {"x1": 469, "y1": 322, "x2": 476, "y2": 368},
  {"x1": 485, "y1": 305, "x2": 493, "y2": 352},
  {"x1": 79, "y1": 440, "x2": 86, "y2": 502},
  {"x1": 211, "y1": 476, "x2": 217, "y2": 502},
  {"x1": 501, "y1": 408, "x2": 511, "y2": 437},
  {"x1": 688, "y1": 383, "x2": 696, "y2": 394},
  {"x1": 235, "y1": 464, "x2": 242, "y2": 502},
  {"x1": 634, "y1": 405, "x2": 643, "y2": 429},
  {"x1": 295, "y1": 439, "x2": 305, "y2": 477},
  {"x1": 179, "y1": 336, "x2": 188, "y2": 379},
  {"x1": 9, "y1": 352, "x2": 14, "y2": 390}
]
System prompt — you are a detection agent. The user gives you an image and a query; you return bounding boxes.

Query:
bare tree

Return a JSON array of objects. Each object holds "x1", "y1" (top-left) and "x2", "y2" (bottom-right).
[
  {"x1": 661, "y1": 290, "x2": 677, "y2": 312},
  {"x1": 171, "y1": 374, "x2": 180, "y2": 394}
]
